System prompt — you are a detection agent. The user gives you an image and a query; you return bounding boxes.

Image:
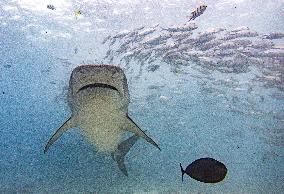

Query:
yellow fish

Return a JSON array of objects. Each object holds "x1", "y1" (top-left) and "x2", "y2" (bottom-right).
[{"x1": 75, "y1": 10, "x2": 82, "y2": 19}]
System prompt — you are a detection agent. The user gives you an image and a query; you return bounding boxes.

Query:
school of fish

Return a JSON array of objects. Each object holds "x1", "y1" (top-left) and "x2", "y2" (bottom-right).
[
  {"x1": 101, "y1": 18, "x2": 284, "y2": 147},
  {"x1": 102, "y1": 22, "x2": 284, "y2": 91}
]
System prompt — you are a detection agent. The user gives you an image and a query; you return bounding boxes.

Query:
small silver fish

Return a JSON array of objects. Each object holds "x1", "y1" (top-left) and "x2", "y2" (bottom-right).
[
  {"x1": 143, "y1": 34, "x2": 169, "y2": 46},
  {"x1": 198, "y1": 39, "x2": 223, "y2": 50},
  {"x1": 188, "y1": 5, "x2": 207, "y2": 21},
  {"x1": 162, "y1": 23, "x2": 197, "y2": 32},
  {"x1": 138, "y1": 28, "x2": 156, "y2": 37},
  {"x1": 263, "y1": 32, "x2": 284, "y2": 40},
  {"x1": 102, "y1": 35, "x2": 111, "y2": 44}
]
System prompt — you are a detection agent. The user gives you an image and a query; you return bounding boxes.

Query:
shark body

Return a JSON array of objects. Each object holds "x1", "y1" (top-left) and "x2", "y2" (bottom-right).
[{"x1": 44, "y1": 64, "x2": 160, "y2": 175}]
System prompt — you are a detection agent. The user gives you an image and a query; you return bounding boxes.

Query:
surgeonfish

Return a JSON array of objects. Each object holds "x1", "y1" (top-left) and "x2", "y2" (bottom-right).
[
  {"x1": 188, "y1": 5, "x2": 207, "y2": 21},
  {"x1": 44, "y1": 64, "x2": 160, "y2": 176},
  {"x1": 180, "y1": 157, "x2": 227, "y2": 183}
]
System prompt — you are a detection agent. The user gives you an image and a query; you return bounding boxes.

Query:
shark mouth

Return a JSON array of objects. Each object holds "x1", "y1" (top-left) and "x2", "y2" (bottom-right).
[{"x1": 77, "y1": 83, "x2": 119, "y2": 94}]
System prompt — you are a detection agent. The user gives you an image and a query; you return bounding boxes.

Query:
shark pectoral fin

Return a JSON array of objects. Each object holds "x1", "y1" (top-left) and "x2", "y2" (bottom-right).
[
  {"x1": 124, "y1": 115, "x2": 161, "y2": 151},
  {"x1": 44, "y1": 117, "x2": 75, "y2": 154},
  {"x1": 112, "y1": 134, "x2": 140, "y2": 176}
]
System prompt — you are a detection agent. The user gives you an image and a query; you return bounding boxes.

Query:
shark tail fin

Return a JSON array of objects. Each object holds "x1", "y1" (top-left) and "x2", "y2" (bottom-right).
[
  {"x1": 113, "y1": 152, "x2": 128, "y2": 176},
  {"x1": 113, "y1": 133, "x2": 141, "y2": 176},
  {"x1": 44, "y1": 116, "x2": 75, "y2": 153},
  {"x1": 124, "y1": 115, "x2": 161, "y2": 151}
]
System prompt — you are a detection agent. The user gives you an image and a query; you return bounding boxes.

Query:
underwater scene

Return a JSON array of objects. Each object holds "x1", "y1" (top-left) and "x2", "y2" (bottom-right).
[{"x1": 0, "y1": 0, "x2": 283, "y2": 193}]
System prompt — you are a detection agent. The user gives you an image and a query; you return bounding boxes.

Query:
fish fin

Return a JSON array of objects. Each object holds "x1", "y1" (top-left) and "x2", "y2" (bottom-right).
[
  {"x1": 180, "y1": 163, "x2": 185, "y2": 182},
  {"x1": 116, "y1": 155, "x2": 128, "y2": 176},
  {"x1": 44, "y1": 117, "x2": 75, "y2": 153},
  {"x1": 124, "y1": 115, "x2": 161, "y2": 151},
  {"x1": 112, "y1": 133, "x2": 140, "y2": 176},
  {"x1": 118, "y1": 133, "x2": 140, "y2": 154},
  {"x1": 111, "y1": 153, "x2": 115, "y2": 161}
]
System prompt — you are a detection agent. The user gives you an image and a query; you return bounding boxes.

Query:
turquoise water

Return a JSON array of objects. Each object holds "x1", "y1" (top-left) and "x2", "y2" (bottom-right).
[{"x1": 0, "y1": 0, "x2": 283, "y2": 193}]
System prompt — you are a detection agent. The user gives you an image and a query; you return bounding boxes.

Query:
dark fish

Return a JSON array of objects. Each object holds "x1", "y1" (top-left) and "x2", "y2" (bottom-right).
[
  {"x1": 180, "y1": 157, "x2": 227, "y2": 183},
  {"x1": 188, "y1": 5, "x2": 207, "y2": 21},
  {"x1": 47, "y1": 4, "x2": 56, "y2": 10}
]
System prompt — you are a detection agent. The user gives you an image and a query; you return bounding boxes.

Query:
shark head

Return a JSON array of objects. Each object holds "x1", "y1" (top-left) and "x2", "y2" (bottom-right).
[
  {"x1": 69, "y1": 64, "x2": 129, "y2": 100},
  {"x1": 67, "y1": 65, "x2": 132, "y2": 152},
  {"x1": 67, "y1": 64, "x2": 130, "y2": 114}
]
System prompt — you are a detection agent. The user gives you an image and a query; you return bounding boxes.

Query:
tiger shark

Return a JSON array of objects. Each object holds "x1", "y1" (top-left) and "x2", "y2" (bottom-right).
[{"x1": 44, "y1": 64, "x2": 160, "y2": 176}]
